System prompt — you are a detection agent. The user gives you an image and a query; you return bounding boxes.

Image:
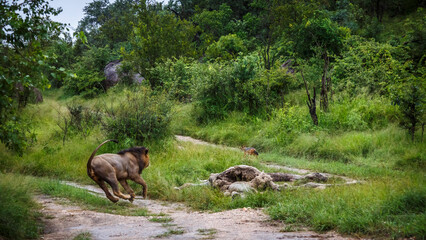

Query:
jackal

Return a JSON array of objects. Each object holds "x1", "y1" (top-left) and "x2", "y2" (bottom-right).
[{"x1": 241, "y1": 146, "x2": 259, "y2": 156}]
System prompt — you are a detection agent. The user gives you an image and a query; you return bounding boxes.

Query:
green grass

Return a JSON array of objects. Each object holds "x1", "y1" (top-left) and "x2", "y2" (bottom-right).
[
  {"x1": 0, "y1": 174, "x2": 42, "y2": 240},
  {"x1": 73, "y1": 232, "x2": 92, "y2": 240},
  {"x1": 36, "y1": 178, "x2": 149, "y2": 216},
  {"x1": 154, "y1": 228, "x2": 185, "y2": 238},
  {"x1": 1, "y1": 90, "x2": 425, "y2": 239},
  {"x1": 267, "y1": 179, "x2": 425, "y2": 238}
]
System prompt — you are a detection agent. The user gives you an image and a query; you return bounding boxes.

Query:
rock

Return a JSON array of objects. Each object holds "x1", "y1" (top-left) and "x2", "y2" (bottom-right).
[
  {"x1": 103, "y1": 60, "x2": 144, "y2": 89},
  {"x1": 228, "y1": 182, "x2": 256, "y2": 193},
  {"x1": 177, "y1": 165, "x2": 336, "y2": 196},
  {"x1": 15, "y1": 82, "x2": 43, "y2": 107},
  {"x1": 104, "y1": 60, "x2": 121, "y2": 88},
  {"x1": 267, "y1": 172, "x2": 303, "y2": 182},
  {"x1": 304, "y1": 173, "x2": 328, "y2": 182},
  {"x1": 210, "y1": 165, "x2": 279, "y2": 194},
  {"x1": 281, "y1": 59, "x2": 295, "y2": 74}
]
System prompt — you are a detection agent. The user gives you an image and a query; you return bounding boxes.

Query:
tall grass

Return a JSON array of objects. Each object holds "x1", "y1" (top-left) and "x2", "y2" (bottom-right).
[
  {"x1": 0, "y1": 174, "x2": 41, "y2": 240},
  {"x1": 267, "y1": 178, "x2": 425, "y2": 238},
  {"x1": 0, "y1": 172, "x2": 149, "y2": 239}
]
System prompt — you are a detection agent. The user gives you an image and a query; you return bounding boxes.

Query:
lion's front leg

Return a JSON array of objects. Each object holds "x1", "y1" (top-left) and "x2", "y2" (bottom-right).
[{"x1": 131, "y1": 175, "x2": 148, "y2": 199}]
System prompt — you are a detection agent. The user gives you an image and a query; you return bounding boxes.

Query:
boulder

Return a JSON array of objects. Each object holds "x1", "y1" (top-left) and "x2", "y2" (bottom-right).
[
  {"x1": 176, "y1": 165, "x2": 339, "y2": 197},
  {"x1": 281, "y1": 59, "x2": 295, "y2": 74},
  {"x1": 103, "y1": 60, "x2": 144, "y2": 89}
]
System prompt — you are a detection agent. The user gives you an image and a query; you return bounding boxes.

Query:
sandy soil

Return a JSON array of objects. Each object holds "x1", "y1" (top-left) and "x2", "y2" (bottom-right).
[
  {"x1": 38, "y1": 182, "x2": 353, "y2": 240},
  {"x1": 37, "y1": 136, "x2": 360, "y2": 239}
]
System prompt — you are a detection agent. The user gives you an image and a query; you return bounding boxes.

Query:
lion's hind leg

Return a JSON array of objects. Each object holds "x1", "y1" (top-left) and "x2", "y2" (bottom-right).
[
  {"x1": 104, "y1": 174, "x2": 132, "y2": 201},
  {"x1": 92, "y1": 176, "x2": 119, "y2": 203},
  {"x1": 119, "y1": 179, "x2": 136, "y2": 202}
]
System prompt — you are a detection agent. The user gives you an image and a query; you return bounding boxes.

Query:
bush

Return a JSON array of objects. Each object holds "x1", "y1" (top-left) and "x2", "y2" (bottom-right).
[
  {"x1": 321, "y1": 95, "x2": 400, "y2": 131},
  {"x1": 103, "y1": 87, "x2": 172, "y2": 143},
  {"x1": 148, "y1": 58, "x2": 193, "y2": 101},
  {"x1": 0, "y1": 117, "x2": 36, "y2": 156},
  {"x1": 64, "y1": 46, "x2": 116, "y2": 97},
  {"x1": 63, "y1": 70, "x2": 105, "y2": 98},
  {"x1": 334, "y1": 36, "x2": 410, "y2": 96},
  {"x1": 191, "y1": 55, "x2": 265, "y2": 122},
  {"x1": 191, "y1": 62, "x2": 232, "y2": 122},
  {"x1": 205, "y1": 34, "x2": 247, "y2": 61}
]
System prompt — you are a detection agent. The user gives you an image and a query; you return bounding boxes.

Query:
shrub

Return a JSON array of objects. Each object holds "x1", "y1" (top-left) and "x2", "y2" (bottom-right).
[
  {"x1": 148, "y1": 58, "x2": 193, "y2": 101},
  {"x1": 191, "y1": 62, "x2": 232, "y2": 122},
  {"x1": 63, "y1": 70, "x2": 105, "y2": 98},
  {"x1": 321, "y1": 95, "x2": 400, "y2": 131},
  {"x1": 0, "y1": 117, "x2": 36, "y2": 156},
  {"x1": 205, "y1": 34, "x2": 247, "y2": 61},
  {"x1": 103, "y1": 87, "x2": 172, "y2": 143},
  {"x1": 64, "y1": 46, "x2": 116, "y2": 97},
  {"x1": 334, "y1": 36, "x2": 410, "y2": 96},
  {"x1": 191, "y1": 55, "x2": 265, "y2": 122}
]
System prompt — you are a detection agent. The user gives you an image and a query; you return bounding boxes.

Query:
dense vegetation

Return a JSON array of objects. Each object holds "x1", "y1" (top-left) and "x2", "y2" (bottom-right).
[{"x1": 1, "y1": 0, "x2": 425, "y2": 239}]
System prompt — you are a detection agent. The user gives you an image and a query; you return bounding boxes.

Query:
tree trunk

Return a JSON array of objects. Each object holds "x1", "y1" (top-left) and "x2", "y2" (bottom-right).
[
  {"x1": 302, "y1": 71, "x2": 318, "y2": 126},
  {"x1": 320, "y1": 52, "x2": 329, "y2": 112},
  {"x1": 280, "y1": 89, "x2": 284, "y2": 108},
  {"x1": 409, "y1": 100, "x2": 416, "y2": 142},
  {"x1": 327, "y1": 76, "x2": 332, "y2": 103}
]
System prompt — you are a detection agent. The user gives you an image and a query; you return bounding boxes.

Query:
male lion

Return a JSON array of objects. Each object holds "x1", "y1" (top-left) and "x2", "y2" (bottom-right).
[{"x1": 87, "y1": 139, "x2": 150, "y2": 202}]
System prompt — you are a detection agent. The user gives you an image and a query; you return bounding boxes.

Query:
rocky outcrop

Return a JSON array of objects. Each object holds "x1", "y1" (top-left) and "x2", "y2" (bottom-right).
[
  {"x1": 103, "y1": 60, "x2": 144, "y2": 89},
  {"x1": 175, "y1": 165, "x2": 362, "y2": 198}
]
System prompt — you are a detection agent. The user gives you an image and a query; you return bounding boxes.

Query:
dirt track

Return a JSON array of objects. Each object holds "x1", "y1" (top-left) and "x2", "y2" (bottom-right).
[
  {"x1": 38, "y1": 183, "x2": 351, "y2": 240},
  {"x1": 38, "y1": 136, "x2": 358, "y2": 240}
]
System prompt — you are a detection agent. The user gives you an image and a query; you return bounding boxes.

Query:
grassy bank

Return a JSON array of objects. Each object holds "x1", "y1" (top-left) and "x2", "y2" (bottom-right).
[
  {"x1": 0, "y1": 90, "x2": 425, "y2": 239},
  {"x1": 0, "y1": 173, "x2": 149, "y2": 239}
]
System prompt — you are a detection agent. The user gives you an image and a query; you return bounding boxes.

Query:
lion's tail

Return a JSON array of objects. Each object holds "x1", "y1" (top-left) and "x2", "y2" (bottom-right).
[{"x1": 87, "y1": 139, "x2": 118, "y2": 178}]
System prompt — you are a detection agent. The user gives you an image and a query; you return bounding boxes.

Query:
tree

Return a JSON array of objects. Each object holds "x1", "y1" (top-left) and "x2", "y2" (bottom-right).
[
  {"x1": 301, "y1": 71, "x2": 318, "y2": 125},
  {"x1": 389, "y1": 75, "x2": 425, "y2": 142},
  {"x1": 192, "y1": 3, "x2": 234, "y2": 50},
  {"x1": 0, "y1": 0, "x2": 63, "y2": 154},
  {"x1": 125, "y1": 1, "x2": 196, "y2": 88},
  {"x1": 76, "y1": 0, "x2": 138, "y2": 49},
  {"x1": 291, "y1": 13, "x2": 349, "y2": 111}
]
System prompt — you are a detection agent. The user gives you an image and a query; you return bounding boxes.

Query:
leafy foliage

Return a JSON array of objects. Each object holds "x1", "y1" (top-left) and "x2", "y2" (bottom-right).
[
  {"x1": 64, "y1": 46, "x2": 116, "y2": 97},
  {"x1": 0, "y1": 0, "x2": 63, "y2": 154},
  {"x1": 205, "y1": 34, "x2": 247, "y2": 61},
  {"x1": 124, "y1": 3, "x2": 196, "y2": 87},
  {"x1": 192, "y1": 55, "x2": 267, "y2": 122},
  {"x1": 148, "y1": 58, "x2": 193, "y2": 101},
  {"x1": 334, "y1": 36, "x2": 410, "y2": 95},
  {"x1": 103, "y1": 87, "x2": 172, "y2": 143}
]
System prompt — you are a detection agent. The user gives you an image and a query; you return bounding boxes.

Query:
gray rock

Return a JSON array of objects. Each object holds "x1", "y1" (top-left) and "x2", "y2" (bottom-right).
[
  {"x1": 228, "y1": 182, "x2": 256, "y2": 193},
  {"x1": 103, "y1": 60, "x2": 144, "y2": 89}
]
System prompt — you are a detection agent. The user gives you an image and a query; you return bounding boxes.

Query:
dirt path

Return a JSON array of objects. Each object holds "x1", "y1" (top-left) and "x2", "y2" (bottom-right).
[
  {"x1": 37, "y1": 136, "x2": 358, "y2": 239},
  {"x1": 39, "y1": 182, "x2": 352, "y2": 240}
]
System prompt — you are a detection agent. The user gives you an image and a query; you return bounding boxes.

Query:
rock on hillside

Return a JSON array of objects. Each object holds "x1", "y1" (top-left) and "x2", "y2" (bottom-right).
[{"x1": 103, "y1": 60, "x2": 144, "y2": 89}]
